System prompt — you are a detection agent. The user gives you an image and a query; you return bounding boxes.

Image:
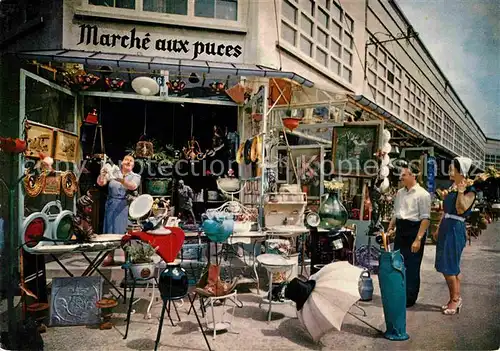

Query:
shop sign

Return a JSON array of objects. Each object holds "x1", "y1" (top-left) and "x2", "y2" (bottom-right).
[{"x1": 75, "y1": 24, "x2": 243, "y2": 61}]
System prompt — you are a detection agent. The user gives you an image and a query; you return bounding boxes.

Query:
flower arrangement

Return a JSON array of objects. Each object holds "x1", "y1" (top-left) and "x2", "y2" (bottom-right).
[
  {"x1": 267, "y1": 239, "x2": 291, "y2": 256},
  {"x1": 324, "y1": 179, "x2": 345, "y2": 192},
  {"x1": 300, "y1": 160, "x2": 320, "y2": 186}
]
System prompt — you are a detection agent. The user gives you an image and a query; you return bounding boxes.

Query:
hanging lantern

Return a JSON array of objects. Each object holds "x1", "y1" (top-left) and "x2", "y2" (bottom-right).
[
  {"x1": 85, "y1": 109, "x2": 99, "y2": 124},
  {"x1": 167, "y1": 79, "x2": 186, "y2": 94},
  {"x1": 209, "y1": 81, "x2": 226, "y2": 94},
  {"x1": 188, "y1": 73, "x2": 200, "y2": 84},
  {"x1": 282, "y1": 118, "x2": 301, "y2": 132},
  {"x1": 104, "y1": 77, "x2": 125, "y2": 91}
]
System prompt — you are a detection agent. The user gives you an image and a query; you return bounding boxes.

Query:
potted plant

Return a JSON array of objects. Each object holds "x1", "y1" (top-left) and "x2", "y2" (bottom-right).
[{"x1": 123, "y1": 242, "x2": 156, "y2": 280}]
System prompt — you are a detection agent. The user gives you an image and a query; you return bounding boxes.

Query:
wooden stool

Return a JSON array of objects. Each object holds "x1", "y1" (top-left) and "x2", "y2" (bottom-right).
[
  {"x1": 27, "y1": 302, "x2": 49, "y2": 333},
  {"x1": 96, "y1": 298, "x2": 119, "y2": 330}
]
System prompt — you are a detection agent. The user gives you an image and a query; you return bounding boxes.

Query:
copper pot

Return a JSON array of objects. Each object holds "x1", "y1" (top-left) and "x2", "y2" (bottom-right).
[{"x1": 135, "y1": 141, "x2": 154, "y2": 158}]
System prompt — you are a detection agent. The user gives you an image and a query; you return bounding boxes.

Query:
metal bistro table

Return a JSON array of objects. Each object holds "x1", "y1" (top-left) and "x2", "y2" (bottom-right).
[
  {"x1": 257, "y1": 253, "x2": 295, "y2": 322},
  {"x1": 33, "y1": 237, "x2": 124, "y2": 299}
]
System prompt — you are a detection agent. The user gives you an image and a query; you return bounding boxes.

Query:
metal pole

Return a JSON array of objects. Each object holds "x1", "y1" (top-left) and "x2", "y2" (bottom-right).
[
  {"x1": 259, "y1": 84, "x2": 269, "y2": 230},
  {"x1": 6, "y1": 153, "x2": 17, "y2": 345}
]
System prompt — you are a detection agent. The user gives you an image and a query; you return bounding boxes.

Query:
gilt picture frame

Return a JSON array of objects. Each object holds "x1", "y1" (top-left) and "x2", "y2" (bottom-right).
[
  {"x1": 25, "y1": 121, "x2": 54, "y2": 158},
  {"x1": 54, "y1": 130, "x2": 79, "y2": 163},
  {"x1": 332, "y1": 121, "x2": 383, "y2": 178},
  {"x1": 43, "y1": 174, "x2": 61, "y2": 195}
]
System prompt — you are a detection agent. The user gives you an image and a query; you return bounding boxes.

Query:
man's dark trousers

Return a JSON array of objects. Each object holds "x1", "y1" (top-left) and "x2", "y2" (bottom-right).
[{"x1": 394, "y1": 219, "x2": 426, "y2": 307}]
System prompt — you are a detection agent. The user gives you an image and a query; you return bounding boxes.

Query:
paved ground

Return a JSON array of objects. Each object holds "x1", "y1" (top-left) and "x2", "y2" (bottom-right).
[{"x1": 5, "y1": 222, "x2": 500, "y2": 350}]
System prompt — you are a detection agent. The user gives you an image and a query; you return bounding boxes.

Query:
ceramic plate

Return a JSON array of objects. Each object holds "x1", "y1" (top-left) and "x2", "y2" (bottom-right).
[
  {"x1": 146, "y1": 227, "x2": 172, "y2": 235},
  {"x1": 129, "y1": 194, "x2": 154, "y2": 219}
]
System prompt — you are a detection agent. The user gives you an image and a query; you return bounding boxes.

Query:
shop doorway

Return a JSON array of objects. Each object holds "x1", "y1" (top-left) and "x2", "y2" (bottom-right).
[{"x1": 81, "y1": 97, "x2": 239, "y2": 229}]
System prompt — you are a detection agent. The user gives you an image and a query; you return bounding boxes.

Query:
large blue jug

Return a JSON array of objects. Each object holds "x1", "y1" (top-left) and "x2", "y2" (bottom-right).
[{"x1": 378, "y1": 250, "x2": 409, "y2": 341}]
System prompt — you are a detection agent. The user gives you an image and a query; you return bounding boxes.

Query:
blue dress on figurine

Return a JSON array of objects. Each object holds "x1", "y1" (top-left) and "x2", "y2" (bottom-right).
[
  {"x1": 435, "y1": 186, "x2": 476, "y2": 275},
  {"x1": 103, "y1": 172, "x2": 141, "y2": 234}
]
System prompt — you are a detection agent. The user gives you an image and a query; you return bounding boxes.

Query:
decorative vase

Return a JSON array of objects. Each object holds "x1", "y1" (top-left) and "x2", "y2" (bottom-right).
[
  {"x1": 378, "y1": 250, "x2": 409, "y2": 340},
  {"x1": 145, "y1": 178, "x2": 170, "y2": 195},
  {"x1": 358, "y1": 270, "x2": 374, "y2": 301},
  {"x1": 159, "y1": 261, "x2": 189, "y2": 301},
  {"x1": 130, "y1": 262, "x2": 156, "y2": 280},
  {"x1": 318, "y1": 190, "x2": 348, "y2": 230}
]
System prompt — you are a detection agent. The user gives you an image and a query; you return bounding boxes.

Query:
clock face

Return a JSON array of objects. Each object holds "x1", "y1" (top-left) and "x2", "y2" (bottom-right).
[{"x1": 306, "y1": 212, "x2": 320, "y2": 227}]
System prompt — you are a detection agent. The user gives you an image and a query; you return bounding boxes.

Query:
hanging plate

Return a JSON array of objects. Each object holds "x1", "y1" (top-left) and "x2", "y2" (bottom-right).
[
  {"x1": 61, "y1": 171, "x2": 78, "y2": 197},
  {"x1": 129, "y1": 194, "x2": 154, "y2": 220},
  {"x1": 24, "y1": 172, "x2": 45, "y2": 197}
]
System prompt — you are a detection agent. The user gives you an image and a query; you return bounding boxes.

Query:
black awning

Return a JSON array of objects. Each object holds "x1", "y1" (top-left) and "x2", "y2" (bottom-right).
[{"x1": 16, "y1": 49, "x2": 314, "y2": 87}]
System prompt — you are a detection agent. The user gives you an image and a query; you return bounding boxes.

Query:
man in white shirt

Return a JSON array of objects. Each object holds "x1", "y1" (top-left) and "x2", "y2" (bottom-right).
[{"x1": 387, "y1": 163, "x2": 431, "y2": 307}]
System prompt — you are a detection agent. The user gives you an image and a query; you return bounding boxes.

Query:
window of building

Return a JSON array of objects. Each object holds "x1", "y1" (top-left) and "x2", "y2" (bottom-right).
[
  {"x1": 343, "y1": 48, "x2": 352, "y2": 66},
  {"x1": 331, "y1": 57, "x2": 341, "y2": 75},
  {"x1": 143, "y1": 0, "x2": 188, "y2": 14},
  {"x1": 301, "y1": 35, "x2": 313, "y2": 56},
  {"x1": 387, "y1": 71, "x2": 394, "y2": 85},
  {"x1": 90, "y1": 0, "x2": 135, "y2": 8},
  {"x1": 318, "y1": 8, "x2": 329, "y2": 28},
  {"x1": 283, "y1": 0, "x2": 297, "y2": 22},
  {"x1": 302, "y1": 0, "x2": 314, "y2": 15},
  {"x1": 301, "y1": 13, "x2": 314, "y2": 36},
  {"x1": 331, "y1": 1, "x2": 342, "y2": 22},
  {"x1": 282, "y1": 22, "x2": 297, "y2": 45},
  {"x1": 344, "y1": 14, "x2": 354, "y2": 32},
  {"x1": 318, "y1": 0, "x2": 329, "y2": 9},
  {"x1": 316, "y1": 48, "x2": 328, "y2": 66},
  {"x1": 318, "y1": 29, "x2": 328, "y2": 47},
  {"x1": 281, "y1": 0, "x2": 354, "y2": 83},
  {"x1": 195, "y1": 0, "x2": 238, "y2": 20}
]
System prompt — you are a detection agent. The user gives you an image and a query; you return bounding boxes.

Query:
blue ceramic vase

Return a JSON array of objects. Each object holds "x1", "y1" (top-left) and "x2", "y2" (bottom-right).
[
  {"x1": 378, "y1": 250, "x2": 409, "y2": 341},
  {"x1": 159, "y1": 262, "x2": 188, "y2": 301}
]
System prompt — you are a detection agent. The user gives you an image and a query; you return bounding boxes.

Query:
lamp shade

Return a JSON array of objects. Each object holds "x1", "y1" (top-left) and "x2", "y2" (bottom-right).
[{"x1": 131, "y1": 77, "x2": 160, "y2": 96}]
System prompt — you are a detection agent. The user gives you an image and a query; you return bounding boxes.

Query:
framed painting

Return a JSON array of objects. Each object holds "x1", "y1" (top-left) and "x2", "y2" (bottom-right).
[
  {"x1": 25, "y1": 121, "x2": 54, "y2": 158},
  {"x1": 43, "y1": 174, "x2": 61, "y2": 195},
  {"x1": 332, "y1": 121, "x2": 383, "y2": 178},
  {"x1": 54, "y1": 130, "x2": 79, "y2": 163}
]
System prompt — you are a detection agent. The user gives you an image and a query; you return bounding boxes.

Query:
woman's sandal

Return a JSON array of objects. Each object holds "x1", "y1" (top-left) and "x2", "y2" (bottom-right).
[{"x1": 443, "y1": 298, "x2": 462, "y2": 315}]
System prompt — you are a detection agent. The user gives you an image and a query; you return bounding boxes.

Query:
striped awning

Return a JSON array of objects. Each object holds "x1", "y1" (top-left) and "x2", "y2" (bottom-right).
[{"x1": 16, "y1": 49, "x2": 314, "y2": 87}]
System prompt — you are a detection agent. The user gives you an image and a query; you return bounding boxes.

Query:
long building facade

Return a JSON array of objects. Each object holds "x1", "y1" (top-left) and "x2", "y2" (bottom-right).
[{"x1": 266, "y1": 0, "x2": 488, "y2": 167}]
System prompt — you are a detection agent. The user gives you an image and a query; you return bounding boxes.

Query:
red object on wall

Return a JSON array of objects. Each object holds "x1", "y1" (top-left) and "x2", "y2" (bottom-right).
[
  {"x1": 85, "y1": 109, "x2": 99, "y2": 124},
  {"x1": 0, "y1": 137, "x2": 27, "y2": 154},
  {"x1": 25, "y1": 218, "x2": 46, "y2": 248},
  {"x1": 122, "y1": 227, "x2": 185, "y2": 263}
]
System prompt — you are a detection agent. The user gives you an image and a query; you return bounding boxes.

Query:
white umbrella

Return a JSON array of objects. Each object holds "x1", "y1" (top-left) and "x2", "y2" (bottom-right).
[{"x1": 285, "y1": 261, "x2": 363, "y2": 342}]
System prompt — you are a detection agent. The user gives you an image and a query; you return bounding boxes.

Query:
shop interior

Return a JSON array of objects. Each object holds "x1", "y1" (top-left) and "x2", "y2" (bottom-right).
[{"x1": 80, "y1": 97, "x2": 239, "y2": 231}]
